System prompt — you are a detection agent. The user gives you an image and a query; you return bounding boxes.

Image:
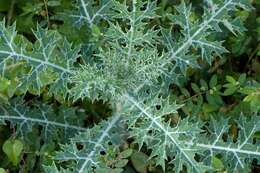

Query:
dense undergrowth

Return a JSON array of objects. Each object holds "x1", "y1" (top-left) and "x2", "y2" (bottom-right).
[{"x1": 0, "y1": 0, "x2": 259, "y2": 173}]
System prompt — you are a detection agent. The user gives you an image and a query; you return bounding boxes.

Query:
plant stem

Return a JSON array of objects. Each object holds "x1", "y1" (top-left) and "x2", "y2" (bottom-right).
[
  {"x1": 43, "y1": 0, "x2": 50, "y2": 27},
  {"x1": 7, "y1": 0, "x2": 16, "y2": 25},
  {"x1": 243, "y1": 43, "x2": 260, "y2": 72}
]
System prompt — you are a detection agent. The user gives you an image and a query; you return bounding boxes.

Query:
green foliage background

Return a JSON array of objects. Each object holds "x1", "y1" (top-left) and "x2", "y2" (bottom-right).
[{"x1": 0, "y1": 0, "x2": 259, "y2": 173}]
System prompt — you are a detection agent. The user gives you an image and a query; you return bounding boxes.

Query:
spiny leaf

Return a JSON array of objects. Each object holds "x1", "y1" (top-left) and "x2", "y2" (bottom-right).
[
  {"x1": 122, "y1": 93, "x2": 208, "y2": 172},
  {"x1": 70, "y1": 0, "x2": 160, "y2": 101},
  {"x1": 161, "y1": 0, "x2": 252, "y2": 82},
  {"x1": 191, "y1": 115, "x2": 260, "y2": 172},
  {"x1": 0, "y1": 20, "x2": 79, "y2": 96},
  {"x1": 68, "y1": 0, "x2": 112, "y2": 28},
  {"x1": 54, "y1": 114, "x2": 124, "y2": 173},
  {"x1": 0, "y1": 98, "x2": 86, "y2": 142}
]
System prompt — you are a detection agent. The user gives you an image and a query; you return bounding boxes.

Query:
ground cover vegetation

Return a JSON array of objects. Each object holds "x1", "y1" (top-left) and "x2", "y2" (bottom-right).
[{"x1": 0, "y1": 0, "x2": 259, "y2": 172}]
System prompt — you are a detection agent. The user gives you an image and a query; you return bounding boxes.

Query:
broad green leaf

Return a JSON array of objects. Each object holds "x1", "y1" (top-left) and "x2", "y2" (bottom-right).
[
  {"x1": 0, "y1": 77, "x2": 10, "y2": 91},
  {"x1": 223, "y1": 87, "x2": 238, "y2": 96},
  {"x1": 91, "y1": 24, "x2": 102, "y2": 38},
  {"x1": 2, "y1": 139, "x2": 24, "y2": 166},
  {"x1": 212, "y1": 156, "x2": 224, "y2": 170},
  {"x1": 115, "y1": 159, "x2": 128, "y2": 168},
  {"x1": 226, "y1": 75, "x2": 237, "y2": 85},
  {"x1": 0, "y1": 168, "x2": 6, "y2": 173},
  {"x1": 120, "y1": 149, "x2": 133, "y2": 158},
  {"x1": 238, "y1": 73, "x2": 247, "y2": 84},
  {"x1": 131, "y1": 151, "x2": 149, "y2": 173},
  {"x1": 209, "y1": 75, "x2": 218, "y2": 88},
  {"x1": 203, "y1": 103, "x2": 218, "y2": 113},
  {"x1": 96, "y1": 168, "x2": 123, "y2": 173},
  {"x1": 200, "y1": 79, "x2": 208, "y2": 91},
  {"x1": 47, "y1": 1, "x2": 61, "y2": 6},
  {"x1": 191, "y1": 83, "x2": 200, "y2": 93}
]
